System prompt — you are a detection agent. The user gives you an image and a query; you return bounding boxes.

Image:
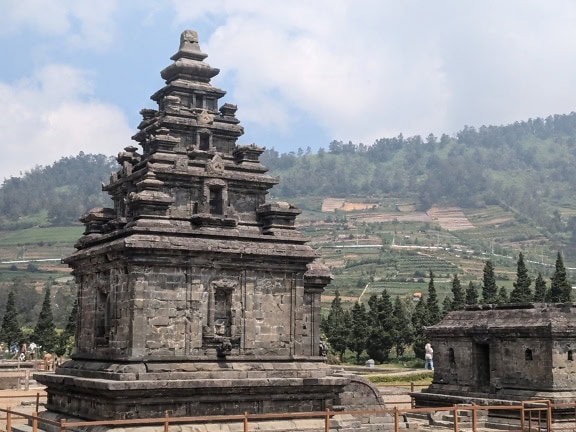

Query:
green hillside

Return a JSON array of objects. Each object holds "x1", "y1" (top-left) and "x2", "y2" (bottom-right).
[{"x1": 2, "y1": 113, "x2": 576, "y2": 314}]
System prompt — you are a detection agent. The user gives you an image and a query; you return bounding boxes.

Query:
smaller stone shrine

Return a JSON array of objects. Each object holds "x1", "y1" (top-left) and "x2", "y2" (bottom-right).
[{"x1": 413, "y1": 303, "x2": 576, "y2": 408}]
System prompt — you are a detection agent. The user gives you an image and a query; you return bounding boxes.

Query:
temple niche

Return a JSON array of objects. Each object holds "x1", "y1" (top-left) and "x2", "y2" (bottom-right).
[{"x1": 34, "y1": 30, "x2": 383, "y2": 421}]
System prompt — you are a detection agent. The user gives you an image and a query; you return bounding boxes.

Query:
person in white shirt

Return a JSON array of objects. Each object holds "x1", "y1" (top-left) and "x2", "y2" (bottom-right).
[{"x1": 424, "y1": 343, "x2": 434, "y2": 370}]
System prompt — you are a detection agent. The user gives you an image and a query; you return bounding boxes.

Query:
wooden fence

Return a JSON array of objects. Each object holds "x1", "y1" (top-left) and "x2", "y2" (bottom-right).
[
  {"x1": 2, "y1": 399, "x2": 574, "y2": 432},
  {"x1": 0, "y1": 370, "x2": 32, "y2": 391}
]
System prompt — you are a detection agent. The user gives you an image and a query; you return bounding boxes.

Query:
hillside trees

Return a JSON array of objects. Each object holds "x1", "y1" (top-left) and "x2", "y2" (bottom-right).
[{"x1": 0, "y1": 153, "x2": 116, "y2": 228}]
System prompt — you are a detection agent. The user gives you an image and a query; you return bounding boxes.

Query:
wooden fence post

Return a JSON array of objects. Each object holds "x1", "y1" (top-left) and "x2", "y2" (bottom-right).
[
  {"x1": 32, "y1": 412, "x2": 38, "y2": 432},
  {"x1": 59, "y1": 418, "x2": 67, "y2": 432},
  {"x1": 7, "y1": 407, "x2": 12, "y2": 432},
  {"x1": 244, "y1": 411, "x2": 249, "y2": 432},
  {"x1": 453, "y1": 405, "x2": 459, "y2": 432},
  {"x1": 520, "y1": 403, "x2": 525, "y2": 432},
  {"x1": 547, "y1": 400, "x2": 552, "y2": 432},
  {"x1": 471, "y1": 404, "x2": 477, "y2": 432},
  {"x1": 25, "y1": 370, "x2": 30, "y2": 391},
  {"x1": 325, "y1": 408, "x2": 330, "y2": 432},
  {"x1": 394, "y1": 406, "x2": 399, "y2": 432},
  {"x1": 163, "y1": 411, "x2": 169, "y2": 432},
  {"x1": 35, "y1": 393, "x2": 40, "y2": 413}
]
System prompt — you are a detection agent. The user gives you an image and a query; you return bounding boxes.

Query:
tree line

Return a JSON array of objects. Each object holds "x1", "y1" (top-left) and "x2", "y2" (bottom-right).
[
  {"x1": 0, "y1": 285, "x2": 77, "y2": 357},
  {"x1": 262, "y1": 112, "x2": 576, "y2": 249},
  {"x1": 2, "y1": 113, "x2": 576, "y2": 241},
  {"x1": 321, "y1": 252, "x2": 572, "y2": 364}
]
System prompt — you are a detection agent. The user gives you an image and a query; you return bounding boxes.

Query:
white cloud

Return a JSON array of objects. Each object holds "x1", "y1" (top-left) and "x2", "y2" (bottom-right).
[
  {"x1": 0, "y1": 0, "x2": 118, "y2": 50},
  {"x1": 169, "y1": 0, "x2": 576, "y2": 144},
  {"x1": 0, "y1": 65, "x2": 132, "y2": 180}
]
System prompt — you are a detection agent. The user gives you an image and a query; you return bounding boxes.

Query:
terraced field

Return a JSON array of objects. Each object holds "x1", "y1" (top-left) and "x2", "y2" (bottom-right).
[{"x1": 303, "y1": 200, "x2": 571, "y2": 308}]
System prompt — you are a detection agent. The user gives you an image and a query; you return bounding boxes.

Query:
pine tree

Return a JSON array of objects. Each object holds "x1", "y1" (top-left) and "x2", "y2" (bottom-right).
[
  {"x1": 509, "y1": 252, "x2": 532, "y2": 303},
  {"x1": 55, "y1": 299, "x2": 79, "y2": 357},
  {"x1": 64, "y1": 299, "x2": 78, "y2": 339},
  {"x1": 497, "y1": 286, "x2": 509, "y2": 304},
  {"x1": 349, "y1": 302, "x2": 369, "y2": 364},
  {"x1": 392, "y1": 296, "x2": 413, "y2": 358},
  {"x1": 33, "y1": 286, "x2": 58, "y2": 352},
  {"x1": 466, "y1": 281, "x2": 479, "y2": 305},
  {"x1": 322, "y1": 291, "x2": 351, "y2": 360},
  {"x1": 412, "y1": 294, "x2": 428, "y2": 360},
  {"x1": 426, "y1": 271, "x2": 441, "y2": 325},
  {"x1": 482, "y1": 261, "x2": 497, "y2": 304},
  {"x1": 366, "y1": 289, "x2": 395, "y2": 363},
  {"x1": 451, "y1": 274, "x2": 465, "y2": 310},
  {"x1": 533, "y1": 273, "x2": 547, "y2": 302},
  {"x1": 0, "y1": 290, "x2": 23, "y2": 347},
  {"x1": 442, "y1": 296, "x2": 453, "y2": 316},
  {"x1": 548, "y1": 252, "x2": 572, "y2": 302}
]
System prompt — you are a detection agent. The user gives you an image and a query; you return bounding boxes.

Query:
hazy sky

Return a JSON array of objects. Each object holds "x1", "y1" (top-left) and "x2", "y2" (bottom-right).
[{"x1": 1, "y1": 0, "x2": 576, "y2": 179}]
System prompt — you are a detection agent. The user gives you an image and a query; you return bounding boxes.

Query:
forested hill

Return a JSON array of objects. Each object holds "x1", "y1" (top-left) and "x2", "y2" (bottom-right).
[
  {"x1": 263, "y1": 112, "x2": 576, "y2": 237},
  {"x1": 0, "y1": 153, "x2": 116, "y2": 229},
  {"x1": 2, "y1": 113, "x2": 576, "y2": 236}
]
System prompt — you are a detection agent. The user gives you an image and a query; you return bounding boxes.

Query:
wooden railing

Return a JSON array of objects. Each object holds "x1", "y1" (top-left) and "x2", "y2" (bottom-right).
[{"x1": 1, "y1": 399, "x2": 570, "y2": 432}]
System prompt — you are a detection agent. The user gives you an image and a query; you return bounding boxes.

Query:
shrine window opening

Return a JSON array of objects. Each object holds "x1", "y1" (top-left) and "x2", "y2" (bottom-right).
[
  {"x1": 95, "y1": 290, "x2": 111, "y2": 346},
  {"x1": 568, "y1": 350, "x2": 573, "y2": 361},
  {"x1": 199, "y1": 133, "x2": 210, "y2": 151},
  {"x1": 525, "y1": 348, "x2": 533, "y2": 361},
  {"x1": 196, "y1": 94, "x2": 204, "y2": 108},
  {"x1": 209, "y1": 186, "x2": 224, "y2": 215}
]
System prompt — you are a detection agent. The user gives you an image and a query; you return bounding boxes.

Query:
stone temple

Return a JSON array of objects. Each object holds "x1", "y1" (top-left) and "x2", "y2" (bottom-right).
[
  {"x1": 35, "y1": 30, "x2": 382, "y2": 421},
  {"x1": 414, "y1": 303, "x2": 576, "y2": 408}
]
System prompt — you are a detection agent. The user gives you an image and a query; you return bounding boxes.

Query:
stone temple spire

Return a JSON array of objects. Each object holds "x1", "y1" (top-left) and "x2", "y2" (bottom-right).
[
  {"x1": 35, "y1": 29, "x2": 381, "y2": 422},
  {"x1": 161, "y1": 29, "x2": 218, "y2": 83}
]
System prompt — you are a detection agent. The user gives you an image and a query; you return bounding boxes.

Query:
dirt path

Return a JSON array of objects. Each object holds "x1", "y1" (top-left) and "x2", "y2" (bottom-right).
[{"x1": 0, "y1": 387, "x2": 46, "y2": 426}]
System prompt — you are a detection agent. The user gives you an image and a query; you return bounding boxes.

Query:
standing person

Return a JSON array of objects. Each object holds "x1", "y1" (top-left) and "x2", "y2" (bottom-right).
[
  {"x1": 29, "y1": 342, "x2": 37, "y2": 359},
  {"x1": 424, "y1": 343, "x2": 434, "y2": 370}
]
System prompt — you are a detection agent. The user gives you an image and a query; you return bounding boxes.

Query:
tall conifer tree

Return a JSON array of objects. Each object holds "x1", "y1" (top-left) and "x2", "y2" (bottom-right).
[
  {"x1": 510, "y1": 252, "x2": 532, "y2": 303},
  {"x1": 33, "y1": 286, "x2": 58, "y2": 352},
  {"x1": 426, "y1": 271, "x2": 441, "y2": 325},
  {"x1": 322, "y1": 290, "x2": 351, "y2": 360},
  {"x1": 0, "y1": 290, "x2": 23, "y2": 348},
  {"x1": 451, "y1": 274, "x2": 465, "y2": 310},
  {"x1": 466, "y1": 281, "x2": 479, "y2": 305},
  {"x1": 533, "y1": 273, "x2": 547, "y2": 302},
  {"x1": 349, "y1": 302, "x2": 369, "y2": 364},
  {"x1": 482, "y1": 261, "x2": 497, "y2": 303},
  {"x1": 548, "y1": 252, "x2": 572, "y2": 302},
  {"x1": 392, "y1": 296, "x2": 413, "y2": 358}
]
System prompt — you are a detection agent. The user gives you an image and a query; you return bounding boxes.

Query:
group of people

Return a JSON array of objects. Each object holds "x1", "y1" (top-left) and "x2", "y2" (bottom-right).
[{"x1": 1, "y1": 341, "x2": 58, "y2": 370}]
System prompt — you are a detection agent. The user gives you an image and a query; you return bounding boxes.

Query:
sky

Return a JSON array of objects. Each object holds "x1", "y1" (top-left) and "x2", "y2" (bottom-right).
[{"x1": 1, "y1": 1, "x2": 576, "y2": 180}]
